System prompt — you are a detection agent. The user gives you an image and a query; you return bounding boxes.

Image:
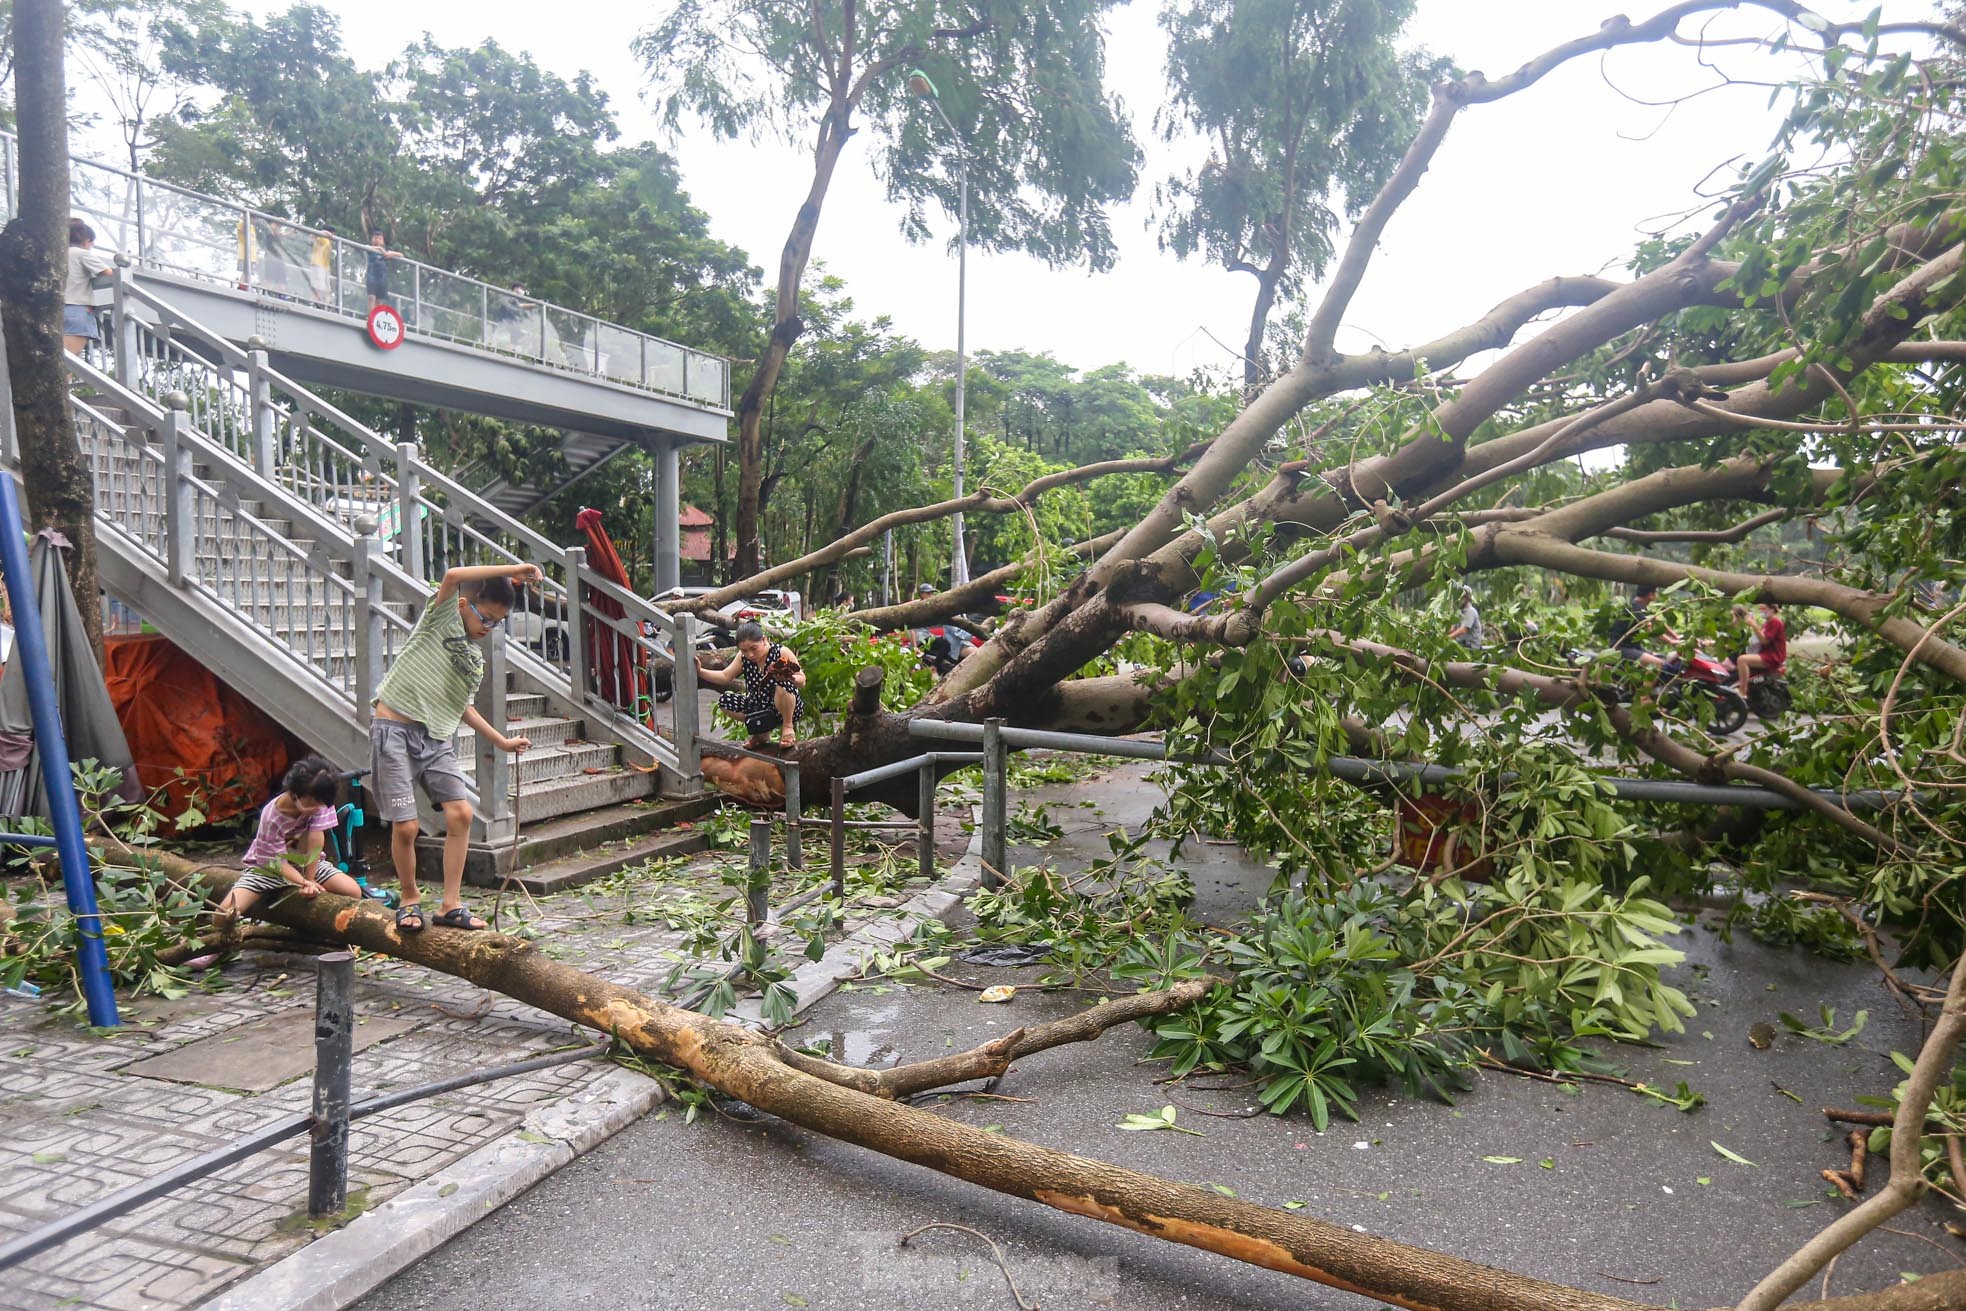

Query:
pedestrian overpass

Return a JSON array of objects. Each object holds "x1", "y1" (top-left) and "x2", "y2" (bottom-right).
[{"x1": 12, "y1": 130, "x2": 729, "y2": 590}]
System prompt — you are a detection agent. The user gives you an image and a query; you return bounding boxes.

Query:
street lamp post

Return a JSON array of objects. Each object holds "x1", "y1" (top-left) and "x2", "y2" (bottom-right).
[{"x1": 909, "y1": 69, "x2": 970, "y2": 586}]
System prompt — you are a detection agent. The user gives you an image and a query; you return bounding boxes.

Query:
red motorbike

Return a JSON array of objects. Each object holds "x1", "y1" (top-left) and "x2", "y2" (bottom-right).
[{"x1": 1658, "y1": 653, "x2": 1750, "y2": 735}]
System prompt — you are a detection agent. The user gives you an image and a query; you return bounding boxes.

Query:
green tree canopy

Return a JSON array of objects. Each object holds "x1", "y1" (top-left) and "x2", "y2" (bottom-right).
[{"x1": 1157, "y1": 0, "x2": 1443, "y2": 391}]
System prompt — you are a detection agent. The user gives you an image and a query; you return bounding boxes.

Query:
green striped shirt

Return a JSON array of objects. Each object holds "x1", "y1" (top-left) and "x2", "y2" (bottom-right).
[{"x1": 375, "y1": 596, "x2": 482, "y2": 740}]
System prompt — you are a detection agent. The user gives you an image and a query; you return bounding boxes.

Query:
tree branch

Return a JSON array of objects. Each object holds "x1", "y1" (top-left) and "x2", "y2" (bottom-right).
[
  {"x1": 1610, "y1": 507, "x2": 1788, "y2": 544},
  {"x1": 680, "y1": 445, "x2": 1203, "y2": 618}
]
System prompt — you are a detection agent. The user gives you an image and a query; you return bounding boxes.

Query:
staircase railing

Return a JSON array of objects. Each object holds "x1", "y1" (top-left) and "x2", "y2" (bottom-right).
[
  {"x1": 65, "y1": 355, "x2": 413, "y2": 737},
  {"x1": 98, "y1": 272, "x2": 701, "y2": 781}
]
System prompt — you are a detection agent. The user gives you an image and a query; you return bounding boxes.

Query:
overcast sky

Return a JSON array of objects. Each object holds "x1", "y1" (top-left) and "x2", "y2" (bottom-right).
[{"x1": 81, "y1": 0, "x2": 1946, "y2": 380}]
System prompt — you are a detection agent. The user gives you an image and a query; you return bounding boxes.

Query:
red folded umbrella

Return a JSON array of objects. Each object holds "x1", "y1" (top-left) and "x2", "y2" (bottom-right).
[{"x1": 575, "y1": 507, "x2": 644, "y2": 714}]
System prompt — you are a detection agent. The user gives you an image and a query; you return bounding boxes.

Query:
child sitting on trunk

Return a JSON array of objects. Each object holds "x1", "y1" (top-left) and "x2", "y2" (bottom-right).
[{"x1": 215, "y1": 756, "x2": 364, "y2": 927}]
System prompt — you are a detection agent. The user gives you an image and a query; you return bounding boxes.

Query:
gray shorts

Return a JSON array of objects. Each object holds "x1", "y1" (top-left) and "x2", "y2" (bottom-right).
[{"x1": 370, "y1": 717, "x2": 471, "y2": 823}]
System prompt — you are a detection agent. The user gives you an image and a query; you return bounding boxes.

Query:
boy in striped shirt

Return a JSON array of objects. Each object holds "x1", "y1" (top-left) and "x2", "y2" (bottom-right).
[{"x1": 372, "y1": 563, "x2": 539, "y2": 932}]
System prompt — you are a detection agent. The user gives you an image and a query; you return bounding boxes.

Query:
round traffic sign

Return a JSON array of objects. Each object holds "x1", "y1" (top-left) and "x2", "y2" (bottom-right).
[{"x1": 366, "y1": 303, "x2": 405, "y2": 351}]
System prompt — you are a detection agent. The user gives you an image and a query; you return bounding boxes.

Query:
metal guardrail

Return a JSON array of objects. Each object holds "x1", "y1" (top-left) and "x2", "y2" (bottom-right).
[
  {"x1": 16, "y1": 130, "x2": 731, "y2": 410},
  {"x1": 904, "y1": 718, "x2": 1914, "y2": 812},
  {"x1": 0, "y1": 952, "x2": 612, "y2": 1269}
]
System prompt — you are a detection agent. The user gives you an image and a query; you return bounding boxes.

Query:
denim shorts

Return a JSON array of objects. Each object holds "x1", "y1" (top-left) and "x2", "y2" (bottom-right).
[{"x1": 63, "y1": 305, "x2": 99, "y2": 339}]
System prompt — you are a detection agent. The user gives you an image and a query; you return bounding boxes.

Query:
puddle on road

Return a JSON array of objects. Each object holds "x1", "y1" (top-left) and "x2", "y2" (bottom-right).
[{"x1": 814, "y1": 998, "x2": 902, "y2": 1068}]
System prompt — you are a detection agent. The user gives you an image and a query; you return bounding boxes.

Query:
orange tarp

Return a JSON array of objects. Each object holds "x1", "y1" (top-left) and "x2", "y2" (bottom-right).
[{"x1": 104, "y1": 633, "x2": 302, "y2": 824}]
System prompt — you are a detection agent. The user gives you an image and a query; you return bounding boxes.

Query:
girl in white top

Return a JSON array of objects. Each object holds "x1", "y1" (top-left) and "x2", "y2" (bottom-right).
[{"x1": 64, "y1": 218, "x2": 115, "y2": 354}]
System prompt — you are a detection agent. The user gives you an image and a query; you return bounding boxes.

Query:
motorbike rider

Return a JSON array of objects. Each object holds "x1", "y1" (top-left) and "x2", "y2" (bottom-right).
[
  {"x1": 1447, "y1": 585, "x2": 1484, "y2": 650},
  {"x1": 914, "y1": 582, "x2": 974, "y2": 675},
  {"x1": 1734, "y1": 600, "x2": 1787, "y2": 698},
  {"x1": 1608, "y1": 584, "x2": 1679, "y2": 670}
]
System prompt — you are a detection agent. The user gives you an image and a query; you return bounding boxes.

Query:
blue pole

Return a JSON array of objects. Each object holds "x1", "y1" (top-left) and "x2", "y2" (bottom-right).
[{"x1": 0, "y1": 474, "x2": 118, "y2": 1026}]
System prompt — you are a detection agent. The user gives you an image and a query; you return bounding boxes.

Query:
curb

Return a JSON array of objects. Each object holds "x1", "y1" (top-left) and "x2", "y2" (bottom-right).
[{"x1": 200, "y1": 809, "x2": 985, "y2": 1310}]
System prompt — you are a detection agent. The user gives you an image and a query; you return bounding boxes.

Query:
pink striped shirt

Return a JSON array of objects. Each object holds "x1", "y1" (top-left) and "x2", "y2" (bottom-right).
[{"x1": 241, "y1": 796, "x2": 337, "y2": 869}]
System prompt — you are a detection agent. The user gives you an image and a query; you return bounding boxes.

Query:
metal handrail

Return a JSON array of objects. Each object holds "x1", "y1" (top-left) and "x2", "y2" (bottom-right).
[
  {"x1": 28, "y1": 129, "x2": 732, "y2": 410},
  {"x1": 67, "y1": 358, "x2": 416, "y2": 709}
]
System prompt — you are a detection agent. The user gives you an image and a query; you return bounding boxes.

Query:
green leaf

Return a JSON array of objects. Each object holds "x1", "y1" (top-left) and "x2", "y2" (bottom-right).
[
  {"x1": 1710, "y1": 1141, "x2": 1757, "y2": 1167},
  {"x1": 1482, "y1": 1156, "x2": 1523, "y2": 1165}
]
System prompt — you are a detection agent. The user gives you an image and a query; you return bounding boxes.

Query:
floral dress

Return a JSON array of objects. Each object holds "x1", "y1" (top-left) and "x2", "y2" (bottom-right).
[{"x1": 717, "y1": 644, "x2": 805, "y2": 729}]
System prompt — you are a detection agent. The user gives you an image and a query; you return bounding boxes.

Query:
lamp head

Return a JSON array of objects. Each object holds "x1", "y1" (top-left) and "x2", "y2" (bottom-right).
[{"x1": 907, "y1": 69, "x2": 938, "y2": 98}]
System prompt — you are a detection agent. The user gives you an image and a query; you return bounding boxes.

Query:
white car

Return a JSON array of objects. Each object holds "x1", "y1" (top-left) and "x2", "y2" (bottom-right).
[{"x1": 653, "y1": 587, "x2": 803, "y2": 641}]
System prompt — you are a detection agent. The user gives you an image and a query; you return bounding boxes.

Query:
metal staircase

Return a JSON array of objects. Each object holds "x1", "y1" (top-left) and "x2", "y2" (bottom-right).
[{"x1": 7, "y1": 276, "x2": 709, "y2": 858}]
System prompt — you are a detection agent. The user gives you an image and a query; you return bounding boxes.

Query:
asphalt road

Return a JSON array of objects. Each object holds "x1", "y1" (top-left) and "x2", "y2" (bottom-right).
[{"x1": 357, "y1": 766, "x2": 1961, "y2": 1310}]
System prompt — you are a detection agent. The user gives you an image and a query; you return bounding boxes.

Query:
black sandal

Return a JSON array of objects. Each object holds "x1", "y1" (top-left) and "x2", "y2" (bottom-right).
[
  {"x1": 395, "y1": 903, "x2": 426, "y2": 933},
  {"x1": 431, "y1": 905, "x2": 488, "y2": 931}
]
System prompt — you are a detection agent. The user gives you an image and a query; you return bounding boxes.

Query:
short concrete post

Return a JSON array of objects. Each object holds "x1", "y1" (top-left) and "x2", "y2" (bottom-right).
[
  {"x1": 111, "y1": 260, "x2": 138, "y2": 390},
  {"x1": 981, "y1": 718, "x2": 1007, "y2": 890},
  {"x1": 671, "y1": 613, "x2": 700, "y2": 780},
  {"x1": 307, "y1": 951, "x2": 355, "y2": 1219},
  {"x1": 747, "y1": 818, "x2": 771, "y2": 925},
  {"x1": 783, "y1": 763, "x2": 802, "y2": 871},
  {"x1": 247, "y1": 342, "x2": 277, "y2": 479},
  {"x1": 474, "y1": 627, "x2": 512, "y2": 838},
  {"x1": 562, "y1": 546, "x2": 588, "y2": 703}
]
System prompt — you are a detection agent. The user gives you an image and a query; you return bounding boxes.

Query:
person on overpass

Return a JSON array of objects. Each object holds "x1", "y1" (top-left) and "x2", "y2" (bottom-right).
[{"x1": 366, "y1": 229, "x2": 405, "y2": 311}]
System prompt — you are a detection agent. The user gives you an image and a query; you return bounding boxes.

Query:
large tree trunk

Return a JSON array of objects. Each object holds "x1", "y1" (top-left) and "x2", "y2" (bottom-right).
[
  {"x1": 165, "y1": 858, "x2": 1964, "y2": 1311},
  {"x1": 0, "y1": 0, "x2": 102, "y2": 662},
  {"x1": 733, "y1": 95, "x2": 855, "y2": 577}
]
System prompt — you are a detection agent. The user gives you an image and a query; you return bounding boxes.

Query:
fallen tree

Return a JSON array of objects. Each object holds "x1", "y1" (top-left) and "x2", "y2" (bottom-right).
[
  {"x1": 168, "y1": 857, "x2": 1966, "y2": 1311},
  {"x1": 652, "y1": 9, "x2": 1966, "y2": 1302}
]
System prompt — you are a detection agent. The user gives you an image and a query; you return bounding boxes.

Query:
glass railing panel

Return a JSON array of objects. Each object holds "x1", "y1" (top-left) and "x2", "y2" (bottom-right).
[
  {"x1": 687, "y1": 353, "x2": 728, "y2": 406},
  {"x1": 597, "y1": 322, "x2": 643, "y2": 386},
  {"x1": 143, "y1": 186, "x2": 253, "y2": 286},
  {"x1": 242, "y1": 217, "x2": 326, "y2": 301},
  {"x1": 645, "y1": 339, "x2": 686, "y2": 394},
  {"x1": 69, "y1": 158, "x2": 140, "y2": 255},
  {"x1": 417, "y1": 264, "x2": 489, "y2": 344},
  {"x1": 485, "y1": 287, "x2": 543, "y2": 358},
  {"x1": 545, "y1": 307, "x2": 597, "y2": 374}
]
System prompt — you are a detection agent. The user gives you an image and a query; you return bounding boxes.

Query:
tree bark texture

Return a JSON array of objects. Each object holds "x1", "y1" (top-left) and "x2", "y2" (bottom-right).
[
  {"x1": 0, "y1": 0, "x2": 102, "y2": 661},
  {"x1": 157, "y1": 857, "x2": 1964, "y2": 1311}
]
